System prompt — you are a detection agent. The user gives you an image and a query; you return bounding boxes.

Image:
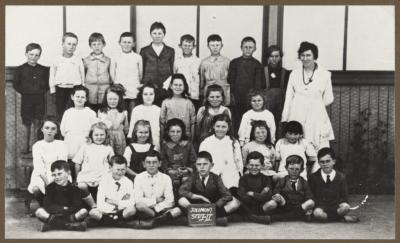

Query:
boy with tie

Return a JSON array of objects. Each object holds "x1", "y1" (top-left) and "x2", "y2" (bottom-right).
[
  {"x1": 178, "y1": 151, "x2": 240, "y2": 226},
  {"x1": 264, "y1": 155, "x2": 315, "y2": 222},
  {"x1": 308, "y1": 147, "x2": 359, "y2": 222}
]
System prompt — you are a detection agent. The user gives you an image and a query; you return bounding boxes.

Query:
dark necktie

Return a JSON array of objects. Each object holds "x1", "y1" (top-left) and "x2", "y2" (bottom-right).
[
  {"x1": 326, "y1": 175, "x2": 331, "y2": 184},
  {"x1": 201, "y1": 176, "x2": 206, "y2": 188},
  {"x1": 116, "y1": 182, "x2": 121, "y2": 192},
  {"x1": 291, "y1": 181, "x2": 296, "y2": 191}
]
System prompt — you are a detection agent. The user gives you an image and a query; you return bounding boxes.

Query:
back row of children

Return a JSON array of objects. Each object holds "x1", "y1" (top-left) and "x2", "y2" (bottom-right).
[{"x1": 14, "y1": 21, "x2": 289, "y2": 156}]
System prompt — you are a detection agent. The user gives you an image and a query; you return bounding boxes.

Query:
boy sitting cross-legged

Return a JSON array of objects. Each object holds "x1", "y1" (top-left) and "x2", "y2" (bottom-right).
[
  {"x1": 264, "y1": 155, "x2": 315, "y2": 222},
  {"x1": 35, "y1": 160, "x2": 88, "y2": 232},
  {"x1": 133, "y1": 150, "x2": 182, "y2": 229},
  {"x1": 308, "y1": 147, "x2": 359, "y2": 223},
  {"x1": 87, "y1": 155, "x2": 137, "y2": 228},
  {"x1": 237, "y1": 151, "x2": 273, "y2": 224},
  {"x1": 178, "y1": 151, "x2": 241, "y2": 226}
]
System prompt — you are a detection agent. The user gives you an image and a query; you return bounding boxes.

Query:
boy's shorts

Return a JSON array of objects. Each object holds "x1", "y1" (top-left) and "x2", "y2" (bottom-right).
[{"x1": 21, "y1": 94, "x2": 45, "y2": 125}]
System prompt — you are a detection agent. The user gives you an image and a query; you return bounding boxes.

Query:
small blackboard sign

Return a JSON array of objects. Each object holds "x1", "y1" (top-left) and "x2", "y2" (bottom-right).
[{"x1": 187, "y1": 203, "x2": 216, "y2": 227}]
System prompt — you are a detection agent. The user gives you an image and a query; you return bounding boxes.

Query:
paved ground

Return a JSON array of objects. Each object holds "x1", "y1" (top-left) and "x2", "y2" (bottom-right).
[{"x1": 5, "y1": 193, "x2": 395, "y2": 239}]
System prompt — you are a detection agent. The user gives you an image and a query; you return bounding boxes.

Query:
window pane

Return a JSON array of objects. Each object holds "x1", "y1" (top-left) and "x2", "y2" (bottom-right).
[
  {"x1": 136, "y1": 6, "x2": 197, "y2": 54},
  {"x1": 347, "y1": 6, "x2": 394, "y2": 70},
  {"x1": 199, "y1": 6, "x2": 263, "y2": 61},
  {"x1": 66, "y1": 6, "x2": 130, "y2": 60},
  {"x1": 6, "y1": 6, "x2": 63, "y2": 66},
  {"x1": 282, "y1": 6, "x2": 345, "y2": 70}
]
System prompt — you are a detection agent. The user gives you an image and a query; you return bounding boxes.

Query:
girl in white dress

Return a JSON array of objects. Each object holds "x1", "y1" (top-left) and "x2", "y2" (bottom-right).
[
  {"x1": 275, "y1": 121, "x2": 317, "y2": 180},
  {"x1": 281, "y1": 41, "x2": 334, "y2": 150},
  {"x1": 28, "y1": 117, "x2": 68, "y2": 203},
  {"x1": 199, "y1": 113, "x2": 243, "y2": 195},
  {"x1": 238, "y1": 89, "x2": 276, "y2": 146},
  {"x1": 73, "y1": 121, "x2": 114, "y2": 208},
  {"x1": 60, "y1": 85, "x2": 97, "y2": 180},
  {"x1": 128, "y1": 83, "x2": 161, "y2": 151}
]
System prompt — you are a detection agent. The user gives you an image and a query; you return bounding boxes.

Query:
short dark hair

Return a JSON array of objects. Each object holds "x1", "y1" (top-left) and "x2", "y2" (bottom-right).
[
  {"x1": 284, "y1": 121, "x2": 304, "y2": 135},
  {"x1": 180, "y1": 34, "x2": 195, "y2": 45},
  {"x1": 297, "y1": 41, "x2": 318, "y2": 60},
  {"x1": 62, "y1": 32, "x2": 78, "y2": 43},
  {"x1": 317, "y1": 147, "x2": 336, "y2": 160},
  {"x1": 51, "y1": 160, "x2": 70, "y2": 172},
  {"x1": 25, "y1": 43, "x2": 42, "y2": 54},
  {"x1": 168, "y1": 73, "x2": 190, "y2": 98},
  {"x1": 241, "y1": 36, "x2": 256, "y2": 47},
  {"x1": 144, "y1": 150, "x2": 161, "y2": 161},
  {"x1": 67, "y1": 85, "x2": 89, "y2": 108},
  {"x1": 197, "y1": 151, "x2": 213, "y2": 163},
  {"x1": 285, "y1": 155, "x2": 304, "y2": 171},
  {"x1": 110, "y1": 155, "x2": 127, "y2": 166},
  {"x1": 89, "y1": 32, "x2": 106, "y2": 46},
  {"x1": 248, "y1": 89, "x2": 266, "y2": 109},
  {"x1": 37, "y1": 116, "x2": 61, "y2": 140},
  {"x1": 150, "y1": 22, "x2": 166, "y2": 34},
  {"x1": 246, "y1": 151, "x2": 264, "y2": 166},
  {"x1": 119, "y1": 32, "x2": 135, "y2": 42},
  {"x1": 267, "y1": 45, "x2": 283, "y2": 57},
  {"x1": 164, "y1": 118, "x2": 188, "y2": 142},
  {"x1": 207, "y1": 34, "x2": 222, "y2": 44}
]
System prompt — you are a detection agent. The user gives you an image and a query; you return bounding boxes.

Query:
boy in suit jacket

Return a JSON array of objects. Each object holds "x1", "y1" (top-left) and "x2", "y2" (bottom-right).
[
  {"x1": 178, "y1": 151, "x2": 241, "y2": 226},
  {"x1": 308, "y1": 147, "x2": 359, "y2": 223},
  {"x1": 264, "y1": 155, "x2": 315, "y2": 222}
]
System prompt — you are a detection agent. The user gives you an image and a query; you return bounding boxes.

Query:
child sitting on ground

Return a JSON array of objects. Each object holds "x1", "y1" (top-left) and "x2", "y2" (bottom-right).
[
  {"x1": 264, "y1": 155, "x2": 315, "y2": 222},
  {"x1": 134, "y1": 150, "x2": 182, "y2": 229},
  {"x1": 87, "y1": 155, "x2": 137, "y2": 228},
  {"x1": 35, "y1": 160, "x2": 88, "y2": 232},
  {"x1": 308, "y1": 147, "x2": 359, "y2": 223},
  {"x1": 178, "y1": 151, "x2": 241, "y2": 226},
  {"x1": 237, "y1": 151, "x2": 273, "y2": 224}
]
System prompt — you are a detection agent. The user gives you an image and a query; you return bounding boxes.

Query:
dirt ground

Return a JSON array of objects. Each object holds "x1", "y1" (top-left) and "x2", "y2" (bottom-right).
[{"x1": 5, "y1": 192, "x2": 395, "y2": 239}]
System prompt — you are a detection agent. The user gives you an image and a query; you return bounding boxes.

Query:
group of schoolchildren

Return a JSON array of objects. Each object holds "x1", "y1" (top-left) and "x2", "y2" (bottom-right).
[{"x1": 13, "y1": 21, "x2": 359, "y2": 232}]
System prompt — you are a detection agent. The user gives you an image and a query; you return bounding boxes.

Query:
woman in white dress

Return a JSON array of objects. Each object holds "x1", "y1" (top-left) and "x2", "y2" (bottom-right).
[
  {"x1": 27, "y1": 118, "x2": 68, "y2": 204},
  {"x1": 281, "y1": 41, "x2": 334, "y2": 150}
]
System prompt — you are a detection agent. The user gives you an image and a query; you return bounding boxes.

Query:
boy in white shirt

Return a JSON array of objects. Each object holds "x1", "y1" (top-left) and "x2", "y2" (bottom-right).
[
  {"x1": 134, "y1": 150, "x2": 182, "y2": 228},
  {"x1": 87, "y1": 155, "x2": 137, "y2": 228},
  {"x1": 49, "y1": 32, "x2": 85, "y2": 120}
]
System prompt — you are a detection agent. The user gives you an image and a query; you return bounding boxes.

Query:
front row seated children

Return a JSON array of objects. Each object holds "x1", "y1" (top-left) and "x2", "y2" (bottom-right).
[
  {"x1": 237, "y1": 151, "x2": 273, "y2": 224},
  {"x1": 161, "y1": 118, "x2": 197, "y2": 198},
  {"x1": 178, "y1": 151, "x2": 241, "y2": 226},
  {"x1": 308, "y1": 148, "x2": 359, "y2": 223},
  {"x1": 274, "y1": 120, "x2": 317, "y2": 180},
  {"x1": 87, "y1": 155, "x2": 137, "y2": 228},
  {"x1": 264, "y1": 155, "x2": 315, "y2": 222},
  {"x1": 134, "y1": 150, "x2": 182, "y2": 228},
  {"x1": 123, "y1": 119, "x2": 155, "y2": 181},
  {"x1": 35, "y1": 160, "x2": 88, "y2": 232},
  {"x1": 73, "y1": 122, "x2": 114, "y2": 209}
]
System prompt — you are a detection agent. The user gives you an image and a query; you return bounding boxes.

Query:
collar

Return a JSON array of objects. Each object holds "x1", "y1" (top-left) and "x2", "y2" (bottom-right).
[
  {"x1": 321, "y1": 169, "x2": 336, "y2": 182},
  {"x1": 146, "y1": 171, "x2": 159, "y2": 178},
  {"x1": 89, "y1": 53, "x2": 106, "y2": 62},
  {"x1": 165, "y1": 140, "x2": 188, "y2": 149}
]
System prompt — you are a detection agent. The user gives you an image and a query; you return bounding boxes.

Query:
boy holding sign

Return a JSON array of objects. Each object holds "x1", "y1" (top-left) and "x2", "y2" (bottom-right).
[{"x1": 178, "y1": 151, "x2": 240, "y2": 226}]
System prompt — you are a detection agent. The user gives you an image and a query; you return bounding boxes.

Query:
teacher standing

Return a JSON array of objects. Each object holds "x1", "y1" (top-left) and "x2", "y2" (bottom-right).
[{"x1": 281, "y1": 41, "x2": 334, "y2": 149}]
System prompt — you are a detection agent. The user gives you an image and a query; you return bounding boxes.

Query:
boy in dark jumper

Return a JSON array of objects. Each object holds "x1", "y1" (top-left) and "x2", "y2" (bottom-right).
[
  {"x1": 237, "y1": 151, "x2": 273, "y2": 224},
  {"x1": 13, "y1": 43, "x2": 49, "y2": 154},
  {"x1": 308, "y1": 147, "x2": 359, "y2": 223},
  {"x1": 178, "y1": 151, "x2": 240, "y2": 226},
  {"x1": 35, "y1": 160, "x2": 88, "y2": 232},
  {"x1": 264, "y1": 155, "x2": 314, "y2": 222}
]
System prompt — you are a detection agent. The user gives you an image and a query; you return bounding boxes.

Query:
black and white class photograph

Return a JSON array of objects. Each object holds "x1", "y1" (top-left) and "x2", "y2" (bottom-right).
[{"x1": 4, "y1": 4, "x2": 395, "y2": 239}]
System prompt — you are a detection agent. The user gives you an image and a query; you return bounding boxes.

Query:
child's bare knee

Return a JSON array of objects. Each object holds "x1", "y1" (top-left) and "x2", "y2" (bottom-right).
[
  {"x1": 337, "y1": 203, "x2": 350, "y2": 215},
  {"x1": 135, "y1": 202, "x2": 147, "y2": 211},
  {"x1": 77, "y1": 183, "x2": 89, "y2": 191},
  {"x1": 302, "y1": 199, "x2": 315, "y2": 210},
  {"x1": 313, "y1": 208, "x2": 327, "y2": 220},
  {"x1": 35, "y1": 208, "x2": 47, "y2": 219},
  {"x1": 263, "y1": 200, "x2": 278, "y2": 212},
  {"x1": 123, "y1": 206, "x2": 136, "y2": 218},
  {"x1": 178, "y1": 197, "x2": 190, "y2": 208},
  {"x1": 89, "y1": 208, "x2": 103, "y2": 220},
  {"x1": 225, "y1": 197, "x2": 240, "y2": 213},
  {"x1": 75, "y1": 208, "x2": 88, "y2": 220}
]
